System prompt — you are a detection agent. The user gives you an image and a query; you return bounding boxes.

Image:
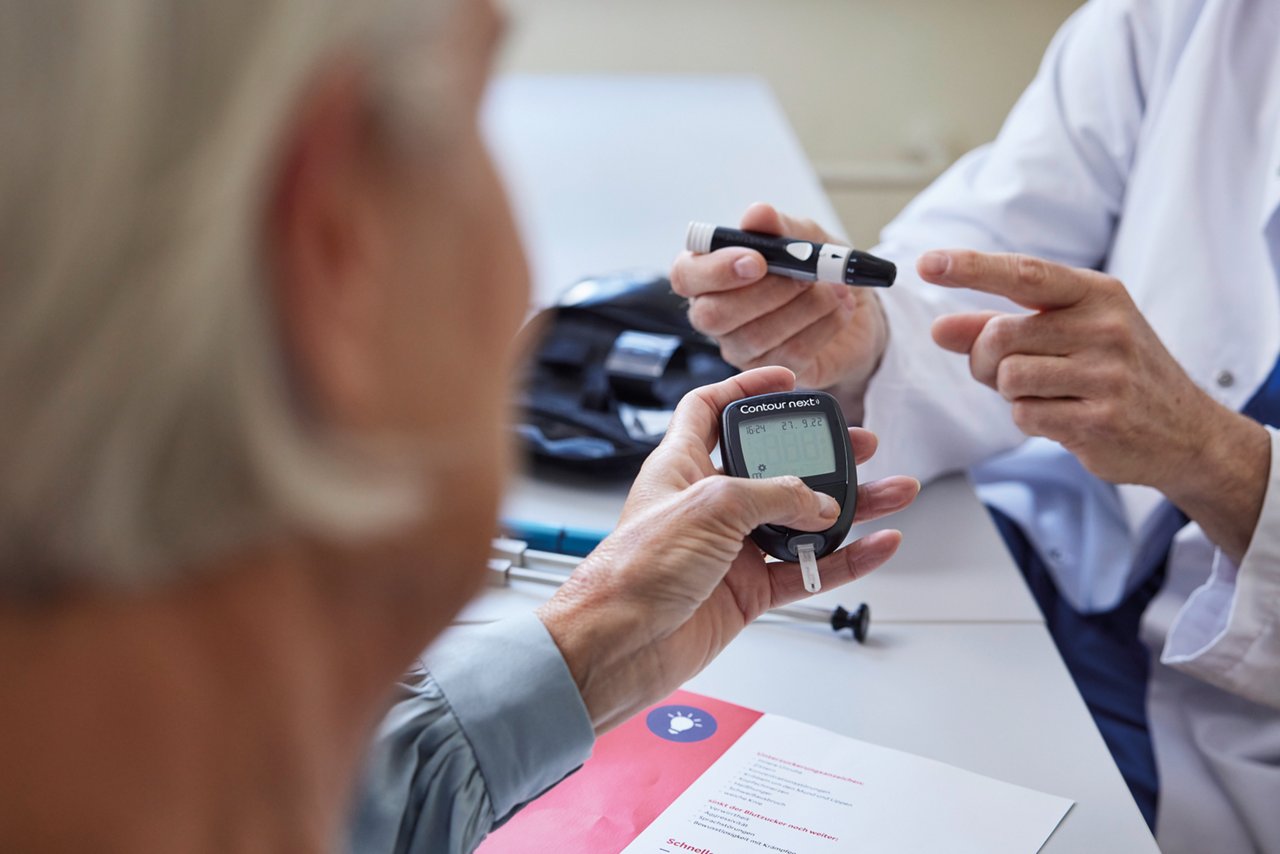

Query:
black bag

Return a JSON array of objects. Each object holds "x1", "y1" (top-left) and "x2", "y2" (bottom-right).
[{"x1": 517, "y1": 271, "x2": 738, "y2": 475}]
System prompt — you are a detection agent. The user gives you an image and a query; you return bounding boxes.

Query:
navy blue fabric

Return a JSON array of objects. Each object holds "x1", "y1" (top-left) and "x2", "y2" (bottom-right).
[
  {"x1": 988, "y1": 351, "x2": 1280, "y2": 830},
  {"x1": 1242, "y1": 355, "x2": 1280, "y2": 427}
]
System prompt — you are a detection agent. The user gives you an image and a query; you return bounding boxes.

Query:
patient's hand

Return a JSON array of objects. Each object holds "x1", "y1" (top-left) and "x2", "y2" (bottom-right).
[{"x1": 537, "y1": 366, "x2": 919, "y2": 734}]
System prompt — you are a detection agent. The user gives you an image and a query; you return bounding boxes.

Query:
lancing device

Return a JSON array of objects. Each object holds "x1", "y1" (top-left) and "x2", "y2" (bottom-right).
[{"x1": 686, "y1": 222, "x2": 896, "y2": 288}]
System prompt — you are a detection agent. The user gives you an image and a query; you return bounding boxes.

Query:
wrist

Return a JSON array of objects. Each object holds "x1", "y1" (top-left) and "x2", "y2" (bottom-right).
[
  {"x1": 1160, "y1": 404, "x2": 1263, "y2": 502},
  {"x1": 827, "y1": 294, "x2": 889, "y2": 424},
  {"x1": 1159, "y1": 404, "x2": 1270, "y2": 561},
  {"x1": 535, "y1": 563, "x2": 653, "y2": 734}
]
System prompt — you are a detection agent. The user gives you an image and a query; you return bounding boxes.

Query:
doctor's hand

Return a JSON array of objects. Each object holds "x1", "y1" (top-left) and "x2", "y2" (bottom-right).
[
  {"x1": 920, "y1": 249, "x2": 1269, "y2": 560},
  {"x1": 670, "y1": 204, "x2": 888, "y2": 412},
  {"x1": 536, "y1": 366, "x2": 919, "y2": 734}
]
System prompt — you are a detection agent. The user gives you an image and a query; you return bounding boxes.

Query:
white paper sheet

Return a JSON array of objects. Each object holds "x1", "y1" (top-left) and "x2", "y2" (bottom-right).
[{"x1": 623, "y1": 714, "x2": 1073, "y2": 854}]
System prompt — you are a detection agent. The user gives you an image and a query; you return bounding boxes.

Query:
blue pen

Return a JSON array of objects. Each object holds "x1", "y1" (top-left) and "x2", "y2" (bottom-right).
[{"x1": 499, "y1": 519, "x2": 610, "y2": 557}]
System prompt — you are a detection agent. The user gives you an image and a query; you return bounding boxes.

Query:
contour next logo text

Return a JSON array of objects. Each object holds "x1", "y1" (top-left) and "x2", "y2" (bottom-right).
[{"x1": 738, "y1": 398, "x2": 820, "y2": 414}]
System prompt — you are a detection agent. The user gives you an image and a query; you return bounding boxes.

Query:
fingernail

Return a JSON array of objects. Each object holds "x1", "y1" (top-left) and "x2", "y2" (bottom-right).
[
  {"x1": 874, "y1": 529, "x2": 903, "y2": 547},
  {"x1": 919, "y1": 251, "x2": 951, "y2": 277},
  {"x1": 819, "y1": 494, "x2": 840, "y2": 518},
  {"x1": 734, "y1": 254, "x2": 764, "y2": 280}
]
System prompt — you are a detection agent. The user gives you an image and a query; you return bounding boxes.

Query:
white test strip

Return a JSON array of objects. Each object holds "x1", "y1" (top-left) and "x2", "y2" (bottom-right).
[{"x1": 795, "y1": 542, "x2": 822, "y2": 593}]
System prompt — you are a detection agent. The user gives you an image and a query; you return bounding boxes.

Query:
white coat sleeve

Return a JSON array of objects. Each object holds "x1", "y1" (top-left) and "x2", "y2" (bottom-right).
[
  {"x1": 858, "y1": 0, "x2": 1163, "y2": 484},
  {"x1": 1162, "y1": 427, "x2": 1280, "y2": 709}
]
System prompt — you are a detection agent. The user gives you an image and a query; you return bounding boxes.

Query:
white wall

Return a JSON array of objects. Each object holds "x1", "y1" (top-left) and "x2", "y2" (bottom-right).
[{"x1": 499, "y1": 0, "x2": 1082, "y2": 246}]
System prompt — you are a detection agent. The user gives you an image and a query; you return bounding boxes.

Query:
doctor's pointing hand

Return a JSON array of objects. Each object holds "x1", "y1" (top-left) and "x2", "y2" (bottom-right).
[{"x1": 919, "y1": 249, "x2": 1271, "y2": 563}]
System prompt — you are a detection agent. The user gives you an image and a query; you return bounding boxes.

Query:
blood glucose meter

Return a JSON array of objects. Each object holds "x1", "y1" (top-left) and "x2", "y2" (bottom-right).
[{"x1": 719, "y1": 391, "x2": 857, "y2": 593}]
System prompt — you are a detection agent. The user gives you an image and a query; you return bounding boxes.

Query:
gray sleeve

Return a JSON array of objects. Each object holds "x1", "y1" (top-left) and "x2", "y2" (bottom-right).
[{"x1": 347, "y1": 613, "x2": 596, "y2": 854}]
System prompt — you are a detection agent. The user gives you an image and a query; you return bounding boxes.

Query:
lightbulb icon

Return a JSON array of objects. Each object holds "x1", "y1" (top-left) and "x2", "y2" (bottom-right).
[
  {"x1": 667, "y1": 711, "x2": 704, "y2": 735},
  {"x1": 647, "y1": 704, "x2": 717, "y2": 742}
]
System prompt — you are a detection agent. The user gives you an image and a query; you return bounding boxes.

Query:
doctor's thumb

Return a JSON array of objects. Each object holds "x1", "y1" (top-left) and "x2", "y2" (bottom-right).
[{"x1": 931, "y1": 311, "x2": 1001, "y2": 355}]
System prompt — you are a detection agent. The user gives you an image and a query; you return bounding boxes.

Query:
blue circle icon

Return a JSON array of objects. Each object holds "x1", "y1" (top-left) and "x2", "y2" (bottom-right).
[{"x1": 646, "y1": 705, "x2": 718, "y2": 743}]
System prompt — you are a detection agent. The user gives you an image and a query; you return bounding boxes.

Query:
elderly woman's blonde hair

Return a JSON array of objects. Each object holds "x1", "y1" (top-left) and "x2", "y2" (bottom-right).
[{"x1": 0, "y1": 0, "x2": 455, "y2": 591}]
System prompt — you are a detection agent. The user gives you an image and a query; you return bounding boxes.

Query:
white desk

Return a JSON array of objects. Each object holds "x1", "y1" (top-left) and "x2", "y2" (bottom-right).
[
  {"x1": 687, "y1": 623, "x2": 1159, "y2": 854},
  {"x1": 483, "y1": 74, "x2": 1158, "y2": 853},
  {"x1": 483, "y1": 74, "x2": 847, "y2": 307}
]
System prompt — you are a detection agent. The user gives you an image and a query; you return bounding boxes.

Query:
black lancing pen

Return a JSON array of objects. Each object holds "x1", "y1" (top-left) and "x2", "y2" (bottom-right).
[{"x1": 686, "y1": 222, "x2": 896, "y2": 287}]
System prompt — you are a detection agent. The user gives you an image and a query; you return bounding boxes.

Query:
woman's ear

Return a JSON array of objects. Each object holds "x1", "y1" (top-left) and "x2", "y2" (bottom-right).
[{"x1": 266, "y1": 63, "x2": 393, "y2": 431}]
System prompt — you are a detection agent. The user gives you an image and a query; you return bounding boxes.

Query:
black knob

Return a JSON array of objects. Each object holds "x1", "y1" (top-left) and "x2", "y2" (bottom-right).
[
  {"x1": 831, "y1": 603, "x2": 871, "y2": 643},
  {"x1": 845, "y1": 252, "x2": 897, "y2": 287}
]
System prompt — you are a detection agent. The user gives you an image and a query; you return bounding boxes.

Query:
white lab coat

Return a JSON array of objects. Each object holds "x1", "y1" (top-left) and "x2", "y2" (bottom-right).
[{"x1": 857, "y1": 1, "x2": 1280, "y2": 851}]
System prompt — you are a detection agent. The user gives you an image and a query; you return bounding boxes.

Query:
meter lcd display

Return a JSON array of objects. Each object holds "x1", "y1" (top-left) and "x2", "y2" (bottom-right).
[{"x1": 737, "y1": 413, "x2": 836, "y2": 479}]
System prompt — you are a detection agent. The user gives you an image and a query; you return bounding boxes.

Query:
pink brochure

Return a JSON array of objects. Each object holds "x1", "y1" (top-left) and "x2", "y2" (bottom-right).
[{"x1": 478, "y1": 690, "x2": 762, "y2": 853}]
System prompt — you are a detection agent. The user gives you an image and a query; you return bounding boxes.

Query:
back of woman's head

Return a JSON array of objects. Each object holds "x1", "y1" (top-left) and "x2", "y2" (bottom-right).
[{"x1": 0, "y1": 0, "x2": 452, "y2": 593}]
